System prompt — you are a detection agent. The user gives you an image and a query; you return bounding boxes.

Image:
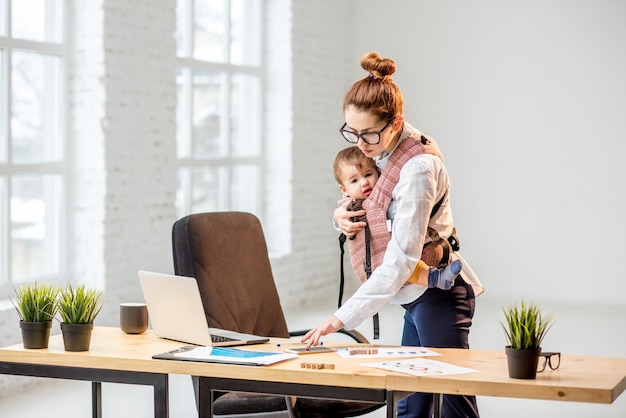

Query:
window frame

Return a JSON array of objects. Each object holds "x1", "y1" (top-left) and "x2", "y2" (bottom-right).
[
  {"x1": 0, "y1": 0, "x2": 68, "y2": 298},
  {"x1": 175, "y1": 0, "x2": 265, "y2": 221}
]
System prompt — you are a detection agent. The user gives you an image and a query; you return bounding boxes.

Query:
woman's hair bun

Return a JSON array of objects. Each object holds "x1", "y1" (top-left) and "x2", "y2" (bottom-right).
[{"x1": 360, "y1": 52, "x2": 396, "y2": 81}]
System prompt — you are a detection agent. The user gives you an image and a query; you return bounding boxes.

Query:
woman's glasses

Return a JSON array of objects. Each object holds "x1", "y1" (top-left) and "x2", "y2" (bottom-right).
[
  {"x1": 537, "y1": 352, "x2": 561, "y2": 372},
  {"x1": 339, "y1": 118, "x2": 394, "y2": 145}
]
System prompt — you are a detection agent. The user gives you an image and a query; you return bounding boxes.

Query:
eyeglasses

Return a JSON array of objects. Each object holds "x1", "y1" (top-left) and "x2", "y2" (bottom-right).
[
  {"x1": 537, "y1": 352, "x2": 561, "y2": 372},
  {"x1": 339, "y1": 118, "x2": 395, "y2": 145}
]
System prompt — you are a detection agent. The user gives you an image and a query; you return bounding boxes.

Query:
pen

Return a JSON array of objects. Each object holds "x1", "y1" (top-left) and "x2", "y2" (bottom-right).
[{"x1": 276, "y1": 341, "x2": 323, "y2": 347}]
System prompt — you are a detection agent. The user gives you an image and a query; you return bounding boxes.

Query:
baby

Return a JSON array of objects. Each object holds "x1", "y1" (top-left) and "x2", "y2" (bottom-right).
[{"x1": 333, "y1": 146, "x2": 461, "y2": 289}]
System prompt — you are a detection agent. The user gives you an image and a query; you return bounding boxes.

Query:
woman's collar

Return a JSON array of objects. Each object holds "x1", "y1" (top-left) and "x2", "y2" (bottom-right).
[{"x1": 375, "y1": 121, "x2": 417, "y2": 170}]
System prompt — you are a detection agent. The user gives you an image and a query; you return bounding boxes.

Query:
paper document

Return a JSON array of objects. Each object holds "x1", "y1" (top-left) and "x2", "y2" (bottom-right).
[
  {"x1": 336, "y1": 346, "x2": 441, "y2": 359},
  {"x1": 153, "y1": 346, "x2": 297, "y2": 366},
  {"x1": 365, "y1": 358, "x2": 478, "y2": 377}
]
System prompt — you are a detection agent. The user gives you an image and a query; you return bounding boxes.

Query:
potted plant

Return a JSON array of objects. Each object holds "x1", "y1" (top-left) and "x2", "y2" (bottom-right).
[
  {"x1": 12, "y1": 283, "x2": 59, "y2": 349},
  {"x1": 57, "y1": 283, "x2": 104, "y2": 351},
  {"x1": 500, "y1": 300, "x2": 554, "y2": 379}
]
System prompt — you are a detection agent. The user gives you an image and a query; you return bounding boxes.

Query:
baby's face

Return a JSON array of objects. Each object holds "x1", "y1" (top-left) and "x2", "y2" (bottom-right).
[{"x1": 338, "y1": 163, "x2": 379, "y2": 200}]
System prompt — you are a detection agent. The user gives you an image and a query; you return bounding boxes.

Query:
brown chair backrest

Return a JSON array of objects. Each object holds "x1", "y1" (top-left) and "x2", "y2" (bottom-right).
[{"x1": 172, "y1": 212, "x2": 289, "y2": 338}]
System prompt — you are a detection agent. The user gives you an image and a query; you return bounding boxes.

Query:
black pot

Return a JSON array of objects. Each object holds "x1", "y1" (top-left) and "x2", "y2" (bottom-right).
[
  {"x1": 19, "y1": 320, "x2": 53, "y2": 349},
  {"x1": 505, "y1": 346, "x2": 541, "y2": 379},
  {"x1": 61, "y1": 323, "x2": 94, "y2": 352}
]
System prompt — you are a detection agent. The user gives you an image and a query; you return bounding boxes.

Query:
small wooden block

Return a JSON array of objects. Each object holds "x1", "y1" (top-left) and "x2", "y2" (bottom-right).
[
  {"x1": 300, "y1": 362, "x2": 335, "y2": 369},
  {"x1": 346, "y1": 347, "x2": 378, "y2": 356}
]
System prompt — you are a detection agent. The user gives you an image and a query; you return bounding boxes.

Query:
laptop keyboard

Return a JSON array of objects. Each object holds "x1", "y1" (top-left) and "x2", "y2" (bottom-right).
[{"x1": 211, "y1": 334, "x2": 239, "y2": 343}]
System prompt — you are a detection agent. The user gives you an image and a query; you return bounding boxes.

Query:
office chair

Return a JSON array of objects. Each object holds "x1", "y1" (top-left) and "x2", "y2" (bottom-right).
[{"x1": 172, "y1": 211, "x2": 384, "y2": 418}]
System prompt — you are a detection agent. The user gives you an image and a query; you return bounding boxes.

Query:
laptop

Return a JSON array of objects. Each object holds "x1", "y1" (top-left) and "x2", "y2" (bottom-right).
[{"x1": 138, "y1": 270, "x2": 269, "y2": 347}]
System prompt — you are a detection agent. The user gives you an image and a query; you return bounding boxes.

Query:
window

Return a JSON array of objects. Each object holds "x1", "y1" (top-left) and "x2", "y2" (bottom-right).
[
  {"x1": 175, "y1": 0, "x2": 263, "y2": 217},
  {"x1": 0, "y1": 0, "x2": 66, "y2": 297}
]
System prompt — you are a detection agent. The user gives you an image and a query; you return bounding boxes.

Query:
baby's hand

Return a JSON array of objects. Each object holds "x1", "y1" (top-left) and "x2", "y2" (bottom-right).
[
  {"x1": 334, "y1": 202, "x2": 366, "y2": 237},
  {"x1": 347, "y1": 200, "x2": 367, "y2": 223}
]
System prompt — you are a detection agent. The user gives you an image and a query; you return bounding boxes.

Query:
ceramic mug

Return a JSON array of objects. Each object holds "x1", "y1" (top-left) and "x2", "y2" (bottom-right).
[{"x1": 119, "y1": 302, "x2": 149, "y2": 334}]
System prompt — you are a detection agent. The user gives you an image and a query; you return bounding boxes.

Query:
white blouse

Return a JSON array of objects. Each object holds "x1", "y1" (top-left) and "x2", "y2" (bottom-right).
[{"x1": 334, "y1": 123, "x2": 483, "y2": 331}]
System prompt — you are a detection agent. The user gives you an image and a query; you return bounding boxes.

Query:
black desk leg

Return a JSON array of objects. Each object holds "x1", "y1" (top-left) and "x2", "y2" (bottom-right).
[
  {"x1": 388, "y1": 392, "x2": 442, "y2": 418},
  {"x1": 0, "y1": 363, "x2": 169, "y2": 418},
  {"x1": 91, "y1": 377, "x2": 168, "y2": 418},
  {"x1": 154, "y1": 375, "x2": 170, "y2": 418},
  {"x1": 387, "y1": 391, "x2": 414, "y2": 418},
  {"x1": 387, "y1": 390, "x2": 396, "y2": 418},
  {"x1": 92, "y1": 382, "x2": 102, "y2": 418},
  {"x1": 433, "y1": 393, "x2": 443, "y2": 418},
  {"x1": 196, "y1": 378, "x2": 212, "y2": 418}
]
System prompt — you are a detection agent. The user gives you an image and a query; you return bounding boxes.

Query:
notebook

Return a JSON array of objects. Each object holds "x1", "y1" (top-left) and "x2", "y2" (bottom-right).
[{"x1": 137, "y1": 270, "x2": 270, "y2": 347}]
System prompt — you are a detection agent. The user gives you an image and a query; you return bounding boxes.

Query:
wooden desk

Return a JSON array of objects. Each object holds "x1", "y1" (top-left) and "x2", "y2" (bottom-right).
[
  {"x1": 386, "y1": 348, "x2": 626, "y2": 415},
  {"x1": 0, "y1": 327, "x2": 391, "y2": 418},
  {"x1": 1, "y1": 327, "x2": 626, "y2": 418},
  {"x1": 0, "y1": 328, "x2": 182, "y2": 418}
]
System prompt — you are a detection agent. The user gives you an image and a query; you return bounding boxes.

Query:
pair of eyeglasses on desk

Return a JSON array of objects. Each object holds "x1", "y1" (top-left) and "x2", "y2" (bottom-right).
[{"x1": 537, "y1": 352, "x2": 561, "y2": 372}]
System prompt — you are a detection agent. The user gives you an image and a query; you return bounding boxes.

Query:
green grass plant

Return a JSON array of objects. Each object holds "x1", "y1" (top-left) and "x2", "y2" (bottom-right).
[
  {"x1": 12, "y1": 283, "x2": 59, "y2": 322},
  {"x1": 501, "y1": 300, "x2": 554, "y2": 349},
  {"x1": 57, "y1": 283, "x2": 103, "y2": 324}
]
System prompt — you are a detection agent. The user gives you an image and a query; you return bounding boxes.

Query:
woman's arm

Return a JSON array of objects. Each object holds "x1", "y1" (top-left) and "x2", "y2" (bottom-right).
[
  {"x1": 333, "y1": 155, "x2": 450, "y2": 330},
  {"x1": 334, "y1": 199, "x2": 366, "y2": 237},
  {"x1": 302, "y1": 155, "x2": 451, "y2": 347}
]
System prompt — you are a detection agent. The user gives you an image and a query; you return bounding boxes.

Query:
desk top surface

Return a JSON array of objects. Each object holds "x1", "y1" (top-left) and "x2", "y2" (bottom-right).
[
  {"x1": 386, "y1": 347, "x2": 626, "y2": 404},
  {"x1": 0, "y1": 327, "x2": 388, "y2": 390},
  {"x1": 2, "y1": 326, "x2": 626, "y2": 404}
]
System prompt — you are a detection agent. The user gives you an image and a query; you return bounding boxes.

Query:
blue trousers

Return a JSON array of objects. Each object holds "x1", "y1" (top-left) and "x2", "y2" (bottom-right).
[{"x1": 397, "y1": 276, "x2": 480, "y2": 418}]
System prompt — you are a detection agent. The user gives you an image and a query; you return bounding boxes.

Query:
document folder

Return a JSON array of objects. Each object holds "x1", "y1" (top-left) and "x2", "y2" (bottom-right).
[{"x1": 153, "y1": 345, "x2": 297, "y2": 366}]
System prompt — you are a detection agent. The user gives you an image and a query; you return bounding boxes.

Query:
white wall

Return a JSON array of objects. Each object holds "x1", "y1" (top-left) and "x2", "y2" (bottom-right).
[
  {"x1": 350, "y1": 0, "x2": 626, "y2": 307},
  {"x1": 269, "y1": 0, "x2": 359, "y2": 308},
  {"x1": 0, "y1": 0, "x2": 178, "y2": 393},
  {"x1": 0, "y1": 0, "x2": 355, "y2": 350},
  {"x1": 72, "y1": 0, "x2": 179, "y2": 325}
]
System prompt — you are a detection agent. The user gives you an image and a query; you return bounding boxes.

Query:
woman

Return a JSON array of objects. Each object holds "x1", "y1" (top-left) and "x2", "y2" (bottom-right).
[{"x1": 302, "y1": 52, "x2": 483, "y2": 418}]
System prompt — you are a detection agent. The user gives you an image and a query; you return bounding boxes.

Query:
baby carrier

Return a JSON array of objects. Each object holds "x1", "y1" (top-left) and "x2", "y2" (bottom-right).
[{"x1": 337, "y1": 134, "x2": 459, "y2": 339}]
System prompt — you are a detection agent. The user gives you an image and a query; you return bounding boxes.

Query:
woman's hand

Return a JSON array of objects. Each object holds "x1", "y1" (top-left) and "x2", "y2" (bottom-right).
[
  {"x1": 334, "y1": 200, "x2": 366, "y2": 238},
  {"x1": 301, "y1": 316, "x2": 344, "y2": 349}
]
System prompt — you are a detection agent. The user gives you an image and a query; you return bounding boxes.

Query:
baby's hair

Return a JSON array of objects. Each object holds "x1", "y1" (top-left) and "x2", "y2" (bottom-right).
[{"x1": 333, "y1": 146, "x2": 379, "y2": 185}]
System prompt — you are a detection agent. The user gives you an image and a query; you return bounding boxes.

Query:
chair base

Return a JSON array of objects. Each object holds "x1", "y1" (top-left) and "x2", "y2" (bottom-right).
[
  {"x1": 214, "y1": 412, "x2": 291, "y2": 418},
  {"x1": 213, "y1": 392, "x2": 293, "y2": 417}
]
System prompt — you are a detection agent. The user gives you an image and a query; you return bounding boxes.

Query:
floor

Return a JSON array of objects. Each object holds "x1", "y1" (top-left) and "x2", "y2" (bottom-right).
[{"x1": 1, "y1": 297, "x2": 625, "y2": 417}]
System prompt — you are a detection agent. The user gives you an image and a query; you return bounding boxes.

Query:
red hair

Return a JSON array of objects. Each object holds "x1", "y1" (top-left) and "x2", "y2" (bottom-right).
[{"x1": 342, "y1": 52, "x2": 404, "y2": 122}]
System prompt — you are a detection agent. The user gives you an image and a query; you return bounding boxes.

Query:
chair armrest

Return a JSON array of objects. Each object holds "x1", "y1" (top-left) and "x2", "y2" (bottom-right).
[{"x1": 288, "y1": 328, "x2": 369, "y2": 344}]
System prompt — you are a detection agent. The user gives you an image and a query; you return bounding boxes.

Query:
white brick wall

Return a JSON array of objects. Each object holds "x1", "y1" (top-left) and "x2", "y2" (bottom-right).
[
  {"x1": 270, "y1": 0, "x2": 359, "y2": 310},
  {"x1": 98, "y1": 0, "x2": 178, "y2": 324},
  {"x1": 69, "y1": 0, "x2": 107, "y2": 301},
  {"x1": 1, "y1": 0, "x2": 177, "y2": 391},
  {"x1": 71, "y1": 0, "x2": 179, "y2": 325},
  {"x1": 263, "y1": 0, "x2": 293, "y2": 258},
  {"x1": 0, "y1": 0, "x2": 357, "y2": 393}
]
